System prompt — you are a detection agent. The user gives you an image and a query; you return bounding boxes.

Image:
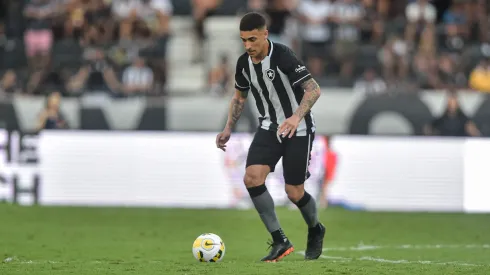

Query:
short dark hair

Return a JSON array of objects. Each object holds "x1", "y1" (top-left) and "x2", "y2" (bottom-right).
[{"x1": 239, "y1": 12, "x2": 267, "y2": 31}]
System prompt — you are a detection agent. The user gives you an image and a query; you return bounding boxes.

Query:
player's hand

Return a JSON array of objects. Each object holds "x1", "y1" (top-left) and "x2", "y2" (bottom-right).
[
  {"x1": 216, "y1": 128, "x2": 231, "y2": 152},
  {"x1": 278, "y1": 114, "x2": 301, "y2": 139}
]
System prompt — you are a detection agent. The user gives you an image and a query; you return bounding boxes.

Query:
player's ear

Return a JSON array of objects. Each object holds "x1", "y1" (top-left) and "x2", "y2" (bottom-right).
[{"x1": 263, "y1": 29, "x2": 268, "y2": 39}]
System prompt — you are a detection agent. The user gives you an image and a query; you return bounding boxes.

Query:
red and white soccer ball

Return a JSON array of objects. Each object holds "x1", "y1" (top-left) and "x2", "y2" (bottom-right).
[{"x1": 192, "y1": 233, "x2": 226, "y2": 262}]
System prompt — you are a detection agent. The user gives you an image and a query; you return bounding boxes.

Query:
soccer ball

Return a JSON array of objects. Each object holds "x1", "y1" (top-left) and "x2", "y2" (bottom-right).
[{"x1": 192, "y1": 233, "x2": 226, "y2": 262}]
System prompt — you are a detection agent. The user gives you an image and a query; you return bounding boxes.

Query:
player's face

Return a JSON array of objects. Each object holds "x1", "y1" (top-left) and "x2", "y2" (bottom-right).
[{"x1": 240, "y1": 28, "x2": 268, "y2": 58}]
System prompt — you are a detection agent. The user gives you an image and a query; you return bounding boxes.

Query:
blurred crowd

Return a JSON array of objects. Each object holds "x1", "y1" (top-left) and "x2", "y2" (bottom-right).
[
  {"x1": 247, "y1": 0, "x2": 490, "y2": 96},
  {"x1": 0, "y1": 0, "x2": 173, "y2": 98},
  {"x1": 1, "y1": 0, "x2": 490, "y2": 99}
]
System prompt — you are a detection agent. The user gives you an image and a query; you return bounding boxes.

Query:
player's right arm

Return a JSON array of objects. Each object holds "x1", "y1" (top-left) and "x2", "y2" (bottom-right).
[
  {"x1": 216, "y1": 90, "x2": 248, "y2": 151},
  {"x1": 216, "y1": 57, "x2": 250, "y2": 151},
  {"x1": 225, "y1": 90, "x2": 248, "y2": 130}
]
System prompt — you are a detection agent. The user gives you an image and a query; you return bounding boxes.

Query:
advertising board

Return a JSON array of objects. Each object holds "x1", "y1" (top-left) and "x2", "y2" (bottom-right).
[
  {"x1": 463, "y1": 139, "x2": 490, "y2": 213},
  {"x1": 328, "y1": 136, "x2": 465, "y2": 212},
  {"x1": 0, "y1": 129, "x2": 40, "y2": 204},
  {"x1": 0, "y1": 131, "x2": 481, "y2": 212},
  {"x1": 37, "y1": 131, "x2": 328, "y2": 208}
]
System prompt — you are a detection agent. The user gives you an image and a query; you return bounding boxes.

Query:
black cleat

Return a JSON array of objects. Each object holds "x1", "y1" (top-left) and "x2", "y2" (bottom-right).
[
  {"x1": 261, "y1": 240, "x2": 295, "y2": 262},
  {"x1": 305, "y1": 223, "x2": 326, "y2": 260}
]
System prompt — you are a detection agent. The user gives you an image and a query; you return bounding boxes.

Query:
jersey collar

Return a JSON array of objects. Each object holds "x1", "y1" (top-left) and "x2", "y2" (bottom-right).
[{"x1": 267, "y1": 39, "x2": 273, "y2": 57}]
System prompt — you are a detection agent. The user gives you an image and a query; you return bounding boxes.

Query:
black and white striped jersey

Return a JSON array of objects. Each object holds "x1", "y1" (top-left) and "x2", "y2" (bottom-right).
[{"x1": 234, "y1": 40, "x2": 316, "y2": 136}]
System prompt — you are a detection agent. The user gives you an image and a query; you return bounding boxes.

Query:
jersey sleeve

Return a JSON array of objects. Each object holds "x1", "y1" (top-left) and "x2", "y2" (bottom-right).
[
  {"x1": 279, "y1": 47, "x2": 312, "y2": 88},
  {"x1": 234, "y1": 58, "x2": 250, "y2": 92}
]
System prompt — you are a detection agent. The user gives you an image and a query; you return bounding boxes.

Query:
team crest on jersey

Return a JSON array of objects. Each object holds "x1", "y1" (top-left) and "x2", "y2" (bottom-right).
[{"x1": 265, "y1": 69, "x2": 275, "y2": 81}]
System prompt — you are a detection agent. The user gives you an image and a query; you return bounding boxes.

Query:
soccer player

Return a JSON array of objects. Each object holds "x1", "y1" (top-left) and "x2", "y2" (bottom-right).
[{"x1": 215, "y1": 12, "x2": 325, "y2": 262}]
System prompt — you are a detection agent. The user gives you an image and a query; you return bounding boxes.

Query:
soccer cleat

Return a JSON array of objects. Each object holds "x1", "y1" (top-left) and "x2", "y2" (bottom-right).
[
  {"x1": 305, "y1": 223, "x2": 326, "y2": 260},
  {"x1": 261, "y1": 240, "x2": 295, "y2": 262}
]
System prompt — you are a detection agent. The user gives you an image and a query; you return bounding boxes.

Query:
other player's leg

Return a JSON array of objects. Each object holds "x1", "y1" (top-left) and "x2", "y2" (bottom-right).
[
  {"x1": 245, "y1": 129, "x2": 293, "y2": 262},
  {"x1": 283, "y1": 133, "x2": 325, "y2": 260}
]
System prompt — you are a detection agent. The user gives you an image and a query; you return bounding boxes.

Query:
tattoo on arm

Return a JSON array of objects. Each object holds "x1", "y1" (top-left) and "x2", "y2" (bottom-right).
[
  {"x1": 294, "y1": 79, "x2": 321, "y2": 119},
  {"x1": 230, "y1": 98, "x2": 245, "y2": 126},
  {"x1": 226, "y1": 91, "x2": 248, "y2": 129}
]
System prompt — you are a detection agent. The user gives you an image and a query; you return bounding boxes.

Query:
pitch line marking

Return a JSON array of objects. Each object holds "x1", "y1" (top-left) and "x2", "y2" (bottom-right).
[
  {"x1": 4, "y1": 244, "x2": 489, "y2": 267},
  {"x1": 295, "y1": 251, "x2": 483, "y2": 266},
  {"x1": 321, "y1": 244, "x2": 490, "y2": 252}
]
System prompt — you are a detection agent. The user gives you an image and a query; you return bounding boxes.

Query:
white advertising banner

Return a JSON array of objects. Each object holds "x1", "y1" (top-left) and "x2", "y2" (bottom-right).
[
  {"x1": 38, "y1": 132, "x2": 234, "y2": 208},
  {"x1": 37, "y1": 131, "x2": 328, "y2": 208},
  {"x1": 35, "y1": 131, "x2": 490, "y2": 212},
  {"x1": 463, "y1": 139, "x2": 490, "y2": 213},
  {"x1": 328, "y1": 136, "x2": 465, "y2": 212}
]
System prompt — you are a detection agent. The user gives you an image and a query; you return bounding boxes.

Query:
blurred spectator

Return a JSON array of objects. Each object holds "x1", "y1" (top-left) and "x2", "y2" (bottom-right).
[
  {"x1": 417, "y1": 20, "x2": 436, "y2": 56},
  {"x1": 112, "y1": 0, "x2": 141, "y2": 41},
  {"x1": 122, "y1": 56, "x2": 154, "y2": 96},
  {"x1": 388, "y1": 0, "x2": 408, "y2": 21},
  {"x1": 65, "y1": 0, "x2": 113, "y2": 43},
  {"x1": 191, "y1": 0, "x2": 221, "y2": 63},
  {"x1": 442, "y1": 1, "x2": 467, "y2": 34},
  {"x1": 36, "y1": 91, "x2": 69, "y2": 131},
  {"x1": 139, "y1": 0, "x2": 172, "y2": 93},
  {"x1": 428, "y1": 54, "x2": 467, "y2": 90},
  {"x1": 439, "y1": 1, "x2": 467, "y2": 58},
  {"x1": 264, "y1": 0, "x2": 297, "y2": 48},
  {"x1": 64, "y1": 0, "x2": 87, "y2": 40},
  {"x1": 423, "y1": 93, "x2": 481, "y2": 137},
  {"x1": 137, "y1": 0, "x2": 172, "y2": 45},
  {"x1": 66, "y1": 48, "x2": 121, "y2": 96},
  {"x1": 353, "y1": 68, "x2": 387, "y2": 96},
  {"x1": 208, "y1": 54, "x2": 231, "y2": 97},
  {"x1": 111, "y1": 0, "x2": 172, "y2": 52},
  {"x1": 359, "y1": 0, "x2": 385, "y2": 45},
  {"x1": 247, "y1": 0, "x2": 266, "y2": 11},
  {"x1": 404, "y1": 0, "x2": 436, "y2": 47},
  {"x1": 464, "y1": 0, "x2": 488, "y2": 43},
  {"x1": 80, "y1": 22, "x2": 104, "y2": 49},
  {"x1": 379, "y1": 34, "x2": 409, "y2": 82},
  {"x1": 109, "y1": 21, "x2": 154, "y2": 67},
  {"x1": 332, "y1": 0, "x2": 363, "y2": 80},
  {"x1": 469, "y1": 58, "x2": 490, "y2": 93},
  {"x1": 296, "y1": 0, "x2": 332, "y2": 78},
  {"x1": 0, "y1": 70, "x2": 22, "y2": 97},
  {"x1": 25, "y1": 64, "x2": 62, "y2": 95},
  {"x1": 375, "y1": 0, "x2": 390, "y2": 20},
  {"x1": 23, "y1": 0, "x2": 59, "y2": 70},
  {"x1": 412, "y1": 27, "x2": 437, "y2": 88}
]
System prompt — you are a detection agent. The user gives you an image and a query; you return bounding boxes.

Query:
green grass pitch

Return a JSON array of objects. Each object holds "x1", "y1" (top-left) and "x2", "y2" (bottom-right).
[{"x1": 0, "y1": 204, "x2": 489, "y2": 274}]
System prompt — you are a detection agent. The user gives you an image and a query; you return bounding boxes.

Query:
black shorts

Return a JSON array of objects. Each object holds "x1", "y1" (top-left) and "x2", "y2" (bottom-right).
[{"x1": 245, "y1": 128, "x2": 315, "y2": 185}]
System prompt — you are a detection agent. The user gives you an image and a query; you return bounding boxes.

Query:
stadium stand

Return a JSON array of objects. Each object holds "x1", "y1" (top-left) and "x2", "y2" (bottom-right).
[{"x1": 0, "y1": 0, "x2": 490, "y2": 134}]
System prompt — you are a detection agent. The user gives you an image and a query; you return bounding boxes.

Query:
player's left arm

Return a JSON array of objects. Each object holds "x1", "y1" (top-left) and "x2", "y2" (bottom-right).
[
  {"x1": 278, "y1": 48, "x2": 321, "y2": 138},
  {"x1": 294, "y1": 78, "x2": 321, "y2": 120}
]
